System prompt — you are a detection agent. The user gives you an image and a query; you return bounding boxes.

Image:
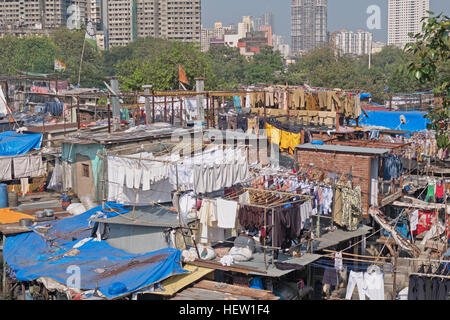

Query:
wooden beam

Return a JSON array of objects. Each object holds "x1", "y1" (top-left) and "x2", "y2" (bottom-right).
[
  {"x1": 392, "y1": 200, "x2": 448, "y2": 211},
  {"x1": 380, "y1": 190, "x2": 403, "y2": 207},
  {"x1": 193, "y1": 280, "x2": 279, "y2": 300}
]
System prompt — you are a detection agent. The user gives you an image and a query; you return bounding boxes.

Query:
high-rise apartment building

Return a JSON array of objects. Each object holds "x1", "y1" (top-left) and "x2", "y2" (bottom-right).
[
  {"x1": 0, "y1": 0, "x2": 71, "y2": 30},
  {"x1": 388, "y1": 0, "x2": 429, "y2": 48},
  {"x1": 102, "y1": 0, "x2": 200, "y2": 48},
  {"x1": 291, "y1": 0, "x2": 327, "y2": 56},
  {"x1": 0, "y1": 0, "x2": 201, "y2": 49},
  {"x1": 331, "y1": 30, "x2": 373, "y2": 56}
]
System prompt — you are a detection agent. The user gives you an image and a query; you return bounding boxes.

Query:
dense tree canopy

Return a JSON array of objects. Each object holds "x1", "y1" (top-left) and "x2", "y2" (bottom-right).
[{"x1": 0, "y1": 27, "x2": 444, "y2": 106}]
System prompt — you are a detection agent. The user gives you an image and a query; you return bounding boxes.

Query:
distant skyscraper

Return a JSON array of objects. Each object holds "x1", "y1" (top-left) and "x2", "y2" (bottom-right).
[
  {"x1": 388, "y1": 0, "x2": 430, "y2": 48},
  {"x1": 291, "y1": 0, "x2": 327, "y2": 56},
  {"x1": 253, "y1": 12, "x2": 274, "y2": 33},
  {"x1": 262, "y1": 12, "x2": 274, "y2": 33},
  {"x1": 238, "y1": 16, "x2": 254, "y2": 39},
  {"x1": 253, "y1": 16, "x2": 263, "y2": 32}
]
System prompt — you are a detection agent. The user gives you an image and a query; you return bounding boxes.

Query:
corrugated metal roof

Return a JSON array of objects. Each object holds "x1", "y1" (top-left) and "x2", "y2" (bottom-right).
[
  {"x1": 296, "y1": 143, "x2": 391, "y2": 155},
  {"x1": 233, "y1": 252, "x2": 322, "y2": 277},
  {"x1": 312, "y1": 225, "x2": 372, "y2": 251}
]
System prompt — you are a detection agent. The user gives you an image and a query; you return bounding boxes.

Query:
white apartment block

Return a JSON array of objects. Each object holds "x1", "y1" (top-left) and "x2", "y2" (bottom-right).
[
  {"x1": 331, "y1": 30, "x2": 373, "y2": 56},
  {"x1": 0, "y1": 0, "x2": 200, "y2": 49},
  {"x1": 0, "y1": 0, "x2": 71, "y2": 30},
  {"x1": 388, "y1": 0, "x2": 430, "y2": 48},
  {"x1": 103, "y1": 0, "x2": 200, "y2": 48}
]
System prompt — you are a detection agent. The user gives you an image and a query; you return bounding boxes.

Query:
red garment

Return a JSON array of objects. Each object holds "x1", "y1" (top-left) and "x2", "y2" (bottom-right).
[
  {"x1": 435, "y1": 183, "x2": 444, "y2": 198},
  {"x1": 414, "y1": 211, "x2": 435, "y2": 235}
]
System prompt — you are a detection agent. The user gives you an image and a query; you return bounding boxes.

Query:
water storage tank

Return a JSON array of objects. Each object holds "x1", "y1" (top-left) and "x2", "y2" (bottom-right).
[{"x1": 0, "y1": 184, "x2": 8, "y2": 208}]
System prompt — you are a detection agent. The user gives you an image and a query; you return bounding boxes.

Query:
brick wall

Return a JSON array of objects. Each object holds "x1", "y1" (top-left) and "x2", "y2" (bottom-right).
[{"x1": 296, "y1": 150, "x2": 373, "y2": 215}]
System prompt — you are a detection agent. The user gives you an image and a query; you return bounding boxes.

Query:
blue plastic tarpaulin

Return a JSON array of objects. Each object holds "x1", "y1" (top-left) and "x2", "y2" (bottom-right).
[
  {"x1": 360, "y1": 93, "x2": 371, "y2": 100},
  {"x1": 0, "y1": 131, "x2": 42, "y2": 156},
  {"x1": 4, "y1": 202, "x2": 187, "y2": 299},
  {"x1": 355, "y1": 111, "x2": 430, "y2": 132}
]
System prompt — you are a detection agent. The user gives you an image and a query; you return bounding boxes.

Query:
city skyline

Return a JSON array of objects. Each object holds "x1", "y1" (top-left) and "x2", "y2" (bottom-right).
[{"x1": 202, "y1": 0, "x2": 449, "y2": 44}]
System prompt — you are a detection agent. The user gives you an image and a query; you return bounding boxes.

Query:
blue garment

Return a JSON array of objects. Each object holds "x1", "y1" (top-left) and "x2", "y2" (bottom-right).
[
  {"x1": 233, "y1": 96, "x2": 241, "y2": 107},
  {"x1": 383, "y1": 154, "x2": 403, "y2": 180},
  {"x1": 44, "y1": 102, "x2": 64, "y2": 116}
]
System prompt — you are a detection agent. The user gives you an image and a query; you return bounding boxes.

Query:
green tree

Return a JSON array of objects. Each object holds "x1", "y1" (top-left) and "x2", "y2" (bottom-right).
[
  {"x1": 403, "y1": 12, "x2": 450, "y2": 149},
  {"x1": 243, "y1": 46, "x2": 285, "y2": 85},
  {"x1": 50, "y1": 27, "x2": 106, "y2": 87},
  {"x1": 115, "y1": 37, "x2": 214, "y2": 91},
  {"x1": 0, "y1": 36, "x2": 55, "y2": 74},
  {"x1": 206, "y1": 46, "x2": 248, "y2": 90}
]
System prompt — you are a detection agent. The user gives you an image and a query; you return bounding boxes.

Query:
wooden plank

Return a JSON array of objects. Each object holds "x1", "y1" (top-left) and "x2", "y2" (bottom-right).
[
  {"x1": 392, "y1": 201, "x2": 448, "y2": 211},
  {"x1": 425, "y1": 240, "x2": 446, "y2": 252},
  {"x1": 402, "y1": 196, "x2": 450, "y2": 210},
  {"x1": 173, "y1": 288, "x2": 256, "y2": 300},
  {"x1": 380, "y1": 190, "x2": 403, "y2": 207},
  {"x1": 194, "y1": 280, "x2": 279, "y2": 300}
]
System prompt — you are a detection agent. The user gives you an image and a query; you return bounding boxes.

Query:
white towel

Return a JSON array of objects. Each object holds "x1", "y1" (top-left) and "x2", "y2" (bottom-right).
[{"x1": 216, "y1": 198, "x2": 238, "y2": 229}]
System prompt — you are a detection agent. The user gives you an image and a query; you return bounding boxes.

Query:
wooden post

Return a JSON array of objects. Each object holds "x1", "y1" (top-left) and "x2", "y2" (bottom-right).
[
  {"x1": 264, "y1": 207, "x2": 267, "y2": 271},
  {"x1": 180, "y1": 97, "x2": 183, "y2": 126},
  {"x1": 353, "y1": 238, "x2": 359, "y2": 268},
  {"x1": 212, "y1": 96, "x2": 215, "y2": 128},
  {"x1": 263, "y1": 92, "x2": 267, "y2": 123},
  {"x1": 171, "y1": 96, "x2": 174, "y2": 125},
  {"x1": 76, "y1": 96, "x2": 80, "y2": 130},
  {"x1": 152, "y1": 91, "x2": 155, "y2": 123},
  {"x1": 107, "y1": 95, "x2": 111, "y2": 134},
  {"x1": 393, "y1": 251, "x2": 398, "y2": 300},
  {"x1": 272, "y1": 207, "x2": 275, "y2": 266},
  {"x1": 164, "y1": 95, "x2": 167, "y2": 123},
  {"x1": 206, "y1": 93, "x2": 209, "y2": 129}
]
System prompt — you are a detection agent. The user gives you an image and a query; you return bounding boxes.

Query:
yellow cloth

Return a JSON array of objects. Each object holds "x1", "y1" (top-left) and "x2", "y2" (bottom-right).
[
  {"x1": 0, "y1": 208, "x2": 36, "y2": 224},
  {"x1": 271, "y1": 127, "x2": 281, "y2": 145},
  {"x1": 280, "y1": 130, "x2": 291, "y2": 152},
  {"x1": 265, "y1": 123, "x2": 272, "y2": 138},
  {"x1": 289, "y1": 132, "x2": 302, "y2": 154}
]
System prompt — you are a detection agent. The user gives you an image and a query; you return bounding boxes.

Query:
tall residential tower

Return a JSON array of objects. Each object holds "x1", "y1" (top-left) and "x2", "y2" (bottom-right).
[
  {"x1": 291, "y1": 0, "x2": 327, "y2": 56},
  {"x1": 388, "y1": 0, "x2": 430, "y2": 48}
]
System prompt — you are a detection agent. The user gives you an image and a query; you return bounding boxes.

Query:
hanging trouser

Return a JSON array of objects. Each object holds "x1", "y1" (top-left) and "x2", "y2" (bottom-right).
[
  {"x1": 345, "y1": 271, "x2": 366, "y2": 300},
  {"x1": 247, "y1": 117, "x2": 259, "y2": 135}
]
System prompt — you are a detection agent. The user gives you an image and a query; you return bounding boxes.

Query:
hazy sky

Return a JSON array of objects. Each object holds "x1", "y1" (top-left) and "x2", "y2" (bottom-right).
[{"x1": 202, "y1": 0, "x2": 449, "y2": 43}]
